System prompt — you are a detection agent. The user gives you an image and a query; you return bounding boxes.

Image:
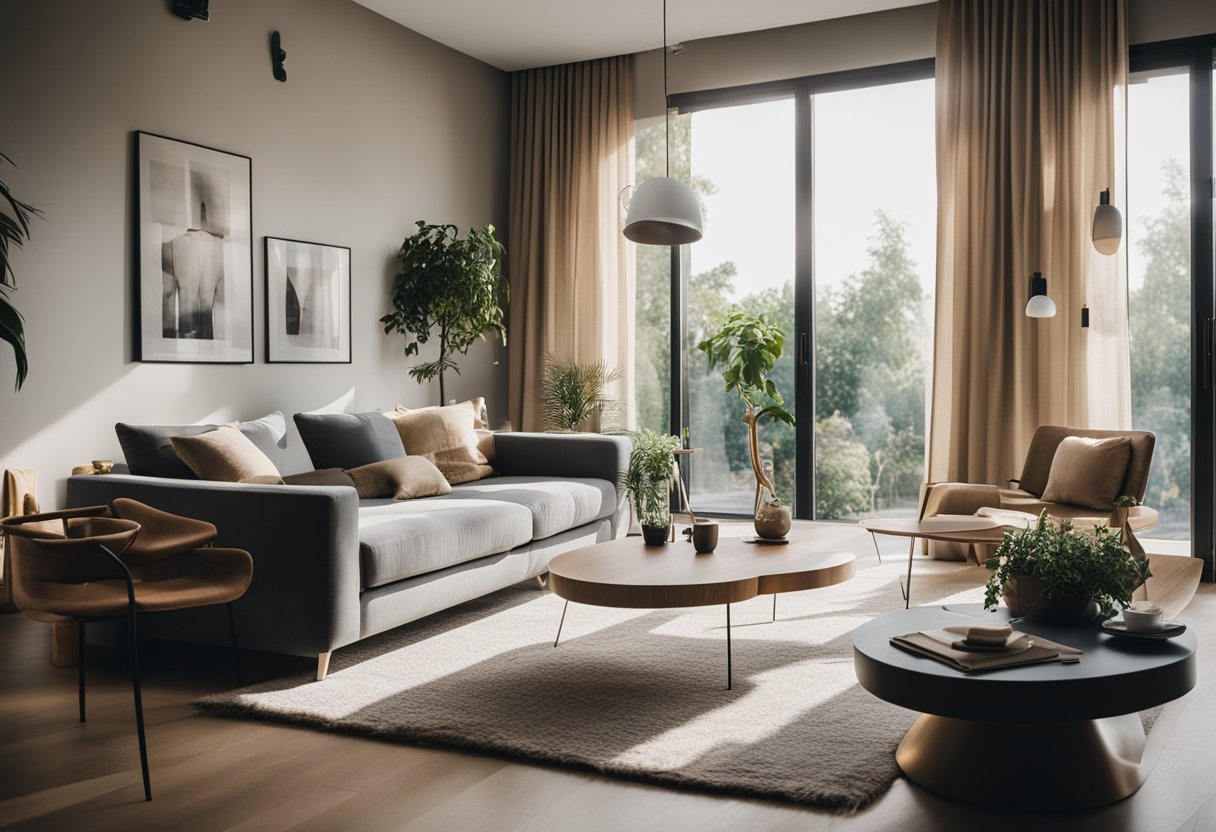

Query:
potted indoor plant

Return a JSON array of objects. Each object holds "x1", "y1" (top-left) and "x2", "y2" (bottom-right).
[
  {"x1": 540, "y1": 353, "x2": 623, "y2": 432},
  {"x1": 380, "y1": 221, "x2": 508, "y2": 405},
  {"x1": 697, "y1": 311, "x2": 795, "y2": 539},
  {"x1": 624, "y1": 428, "x2": 681, "y2": 545},
  {"x1": 984, "y1": 512, "x2": 1151, "y2": 624},
  {"x1": 1, "y1": 151, "x2": 40, "y2": 391}
]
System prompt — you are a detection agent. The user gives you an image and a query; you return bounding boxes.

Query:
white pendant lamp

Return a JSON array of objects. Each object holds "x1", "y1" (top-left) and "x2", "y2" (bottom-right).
[
  {"x1": 1092, "y1": 188, "x2": 1122, "y2": 255},
  {"x1": 1026, "y1": 271, "x2": 1056, "y2": 318},
  {"x1": 623, "y1": 0, "x2": 703, "y2": 246}
]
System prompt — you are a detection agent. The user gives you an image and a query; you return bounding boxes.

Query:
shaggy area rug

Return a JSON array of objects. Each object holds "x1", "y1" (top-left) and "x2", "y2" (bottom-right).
[{"x1": 193, "y1": 558, "x2": 1149, "y2": 812}]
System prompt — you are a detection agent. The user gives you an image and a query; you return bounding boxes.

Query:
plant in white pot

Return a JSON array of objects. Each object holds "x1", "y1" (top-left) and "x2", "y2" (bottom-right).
[
  {"x1": 698, "y1": 311, "x2": 795, "y2": 539},
  {"x1": 623, "y1": 428, "x2": 681, "y2": 545},
  {"x1": 984, "y1": 513, "x2": 1151, "y2": 624}
]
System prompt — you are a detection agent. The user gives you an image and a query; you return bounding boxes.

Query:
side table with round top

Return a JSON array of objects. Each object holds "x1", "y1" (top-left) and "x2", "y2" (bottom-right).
[
  {"x1": 853, "y1": 604, "x2": 1198, "y2": 810},
  {"x1": 858, "y1": 515, "x2": 1011, "y2": 608},
  {"x1": 548, "y1": 524, "x2": 856, "y2": 689}
]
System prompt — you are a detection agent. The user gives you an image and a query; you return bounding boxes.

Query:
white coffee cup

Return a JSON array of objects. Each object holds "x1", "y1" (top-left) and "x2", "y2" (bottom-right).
[{"x1": 1122, "y1": 602, "x2": 1165, "y2": 633}]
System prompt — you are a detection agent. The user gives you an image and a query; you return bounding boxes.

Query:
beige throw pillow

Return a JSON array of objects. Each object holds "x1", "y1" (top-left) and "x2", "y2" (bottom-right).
[
  {"x1": 1040, "y1": 436, "x2": 1132, "y2": 510},
  {"x1": 395, "y1": 397, "x2": 488, "y2": 429},
  {"x1": 346, "y1": 456, "x2": 452, "y2": 500},
  {"x1": 170, "y1": 424, "x2": 284, "y2": 484},
  {"x1": 387, "y1": 403, "x2": 493, "y2": 485}
]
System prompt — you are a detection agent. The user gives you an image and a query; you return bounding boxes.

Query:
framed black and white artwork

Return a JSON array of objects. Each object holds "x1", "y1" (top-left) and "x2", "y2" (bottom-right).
[
  {"x1": 135, "y1": 131, "x2": 253, "y2": 363},
  {"x1": 264, "y1": 237, "x2": 352, "y2": 364}
]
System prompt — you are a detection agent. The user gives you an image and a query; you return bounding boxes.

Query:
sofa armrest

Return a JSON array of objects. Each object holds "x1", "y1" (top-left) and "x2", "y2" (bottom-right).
[
  {"x1": 66, "y1": 474, "x2": 361, "y2": 657},
  {"x1": 493, "y1": 433, "x2": 630, "y2": 492}
]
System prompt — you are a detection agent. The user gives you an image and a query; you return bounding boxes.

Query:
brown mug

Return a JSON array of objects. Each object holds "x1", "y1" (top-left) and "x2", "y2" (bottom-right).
[{"x1": 691, "y1": 519, "x2": 719, "y2": 554}]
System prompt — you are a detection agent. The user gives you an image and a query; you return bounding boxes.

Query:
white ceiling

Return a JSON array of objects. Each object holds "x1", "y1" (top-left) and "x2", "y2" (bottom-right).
[{"x1": 352, "y1": 0, "x2": 934, "y2": 71}]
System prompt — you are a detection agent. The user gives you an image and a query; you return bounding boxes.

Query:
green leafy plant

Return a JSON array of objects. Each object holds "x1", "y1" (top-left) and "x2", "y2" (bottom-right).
[
  {"x1": 1, "y1": 152, "x2": 41, "y2": 391},
  {"x1": 541, "y1": 353, "x2": 624, "y2": 432},
  {"x1": 623, "y1": 428, "x2": 681, "y2": 528},
  {"x1": 1113, "y1": 495, "x2": 1140, "y2": 508},
  {"x1": 697, "y1": 311, "x2": 795, "y2": 510},
  {"x1": 380, "y1": 221, "x2": 507, "y2": 404},
  {"x1": 984, "y1": 513, "x2": 1151, "y2": 619}
]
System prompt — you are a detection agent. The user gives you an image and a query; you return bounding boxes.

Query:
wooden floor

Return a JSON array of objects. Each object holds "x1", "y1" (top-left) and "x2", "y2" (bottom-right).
[{"x1": 2, "y1": 558, "x2": 1215, "y2": 832}]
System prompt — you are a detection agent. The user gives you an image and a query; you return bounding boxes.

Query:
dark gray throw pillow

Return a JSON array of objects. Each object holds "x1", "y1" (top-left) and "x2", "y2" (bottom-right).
[
  {"x1": 293, "y1": 411, "x2": 406, "y2": 471},
  {"x1": 115, "y1": 411, "x2": 289, "y2": 479}
]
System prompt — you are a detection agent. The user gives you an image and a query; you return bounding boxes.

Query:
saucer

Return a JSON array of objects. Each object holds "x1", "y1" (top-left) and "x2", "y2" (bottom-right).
[{"x1": 1100, "y1": 618, "x2": 1187, "y2": 640}]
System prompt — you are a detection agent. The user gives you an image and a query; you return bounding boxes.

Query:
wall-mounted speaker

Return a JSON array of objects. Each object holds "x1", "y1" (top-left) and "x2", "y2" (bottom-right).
[
  {"x1": 271, "y1": 31, "x2": 287, "y2": 82},
  {"x1": 171, "y1": 0, "x2": 209, "y2": 21}
]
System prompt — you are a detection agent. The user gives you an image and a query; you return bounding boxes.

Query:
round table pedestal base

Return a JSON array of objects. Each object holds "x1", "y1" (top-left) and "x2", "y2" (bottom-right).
[{"x1": 896, "y1": 712, "x2": 1146, "y2": 810}]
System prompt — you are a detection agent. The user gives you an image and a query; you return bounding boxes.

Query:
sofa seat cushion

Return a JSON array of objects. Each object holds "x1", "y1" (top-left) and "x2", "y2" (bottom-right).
[
  {"x1": 357, "y1": 498, "x2": 532, "y2": 589},
  {"x1": 444, "y1": 476, "x2": 617, "y2": 540}
]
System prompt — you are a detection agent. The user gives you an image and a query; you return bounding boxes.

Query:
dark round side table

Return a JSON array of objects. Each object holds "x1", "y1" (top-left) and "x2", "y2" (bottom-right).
[{"x1": 853, "y1": 604, "x2": 1197, "y2": 810}]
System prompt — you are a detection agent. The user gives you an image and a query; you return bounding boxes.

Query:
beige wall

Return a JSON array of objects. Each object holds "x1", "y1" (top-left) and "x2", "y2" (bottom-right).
[
  {"x1": 0, "y1": 0, "x2": 509, "y2": 505},
  {"x1": 636, "y1": 0, "x2": 1216, "y2": 116},
  {"x1": 1129, "y1": 0, "x2": 1216, "y2": 44}
]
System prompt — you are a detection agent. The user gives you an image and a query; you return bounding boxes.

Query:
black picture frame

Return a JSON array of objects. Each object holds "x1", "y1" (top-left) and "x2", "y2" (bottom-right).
[
  {"x1": 134, "y1": 131, "x2": 254, "y2": 364},
  {"x1": 264, "y1": 236, "x2": 353, "y2": 364}
]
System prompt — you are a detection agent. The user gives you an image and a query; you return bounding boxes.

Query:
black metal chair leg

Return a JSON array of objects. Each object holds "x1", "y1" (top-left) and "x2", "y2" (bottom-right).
[
  {"x1": 227, "y1": 603, "x2": 242, "y2": 686},
  {"x1": 128, "y1": 609, "x2": 152, "y2": 802},
  {"x1": 78, "y1": 621, "x2": 86, "y2": 723}
]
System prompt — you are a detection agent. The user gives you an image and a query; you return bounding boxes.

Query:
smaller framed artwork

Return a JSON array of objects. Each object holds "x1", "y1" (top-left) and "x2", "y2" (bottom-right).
[{"x1": 264, "y1": 237, "x2": 352, "y2": 364}]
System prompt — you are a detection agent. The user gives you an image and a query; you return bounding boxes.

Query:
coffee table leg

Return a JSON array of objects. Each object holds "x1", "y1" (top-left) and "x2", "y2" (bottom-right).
[
  {"x1": 870, "y1": 532, "x2": 884, "y2": 563},
  {"x1": 726, "y1": 603, "x2": 732, "y2": 690},
  {"x1": 771, "y1": 594, "x2": 777, "y2": 623},
  {"x1": 553, "y1": 600, "x2": 569, "y2": 648},
  {"x1": 902, "y1": 537, "x2": 916, "y2": 609}
]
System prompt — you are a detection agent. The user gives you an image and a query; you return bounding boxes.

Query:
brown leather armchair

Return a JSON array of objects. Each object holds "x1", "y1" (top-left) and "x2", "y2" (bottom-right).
[
  {"x1": 0, "y1": 500, "x2": 253, "y2": 801},
  {"x1": 922, "y1": 425, "x2": 1157, "y2": 563}
]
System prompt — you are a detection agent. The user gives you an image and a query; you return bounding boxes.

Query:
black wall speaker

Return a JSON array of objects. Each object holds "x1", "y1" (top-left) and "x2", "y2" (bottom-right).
[
  {"x1": 171, "y1": 0, "x2": 209, "y2": 21},
  {"x1": 271, "y1": 31, "x2": 287, "y2": 82}
]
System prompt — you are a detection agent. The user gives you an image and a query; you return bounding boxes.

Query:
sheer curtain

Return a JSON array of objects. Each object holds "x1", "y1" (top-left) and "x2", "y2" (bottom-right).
[
  {"x1": 929, "y1": 0, "x2": 1129, "y2": 485},
  {"x1": 506, "y1": 56, "x2": 635, "y2": 432}
]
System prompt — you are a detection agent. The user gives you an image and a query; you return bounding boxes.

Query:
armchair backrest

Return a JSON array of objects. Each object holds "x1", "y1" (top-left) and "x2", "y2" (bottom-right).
[{"x1": 1019, "y1": 425, "x2": 1156, "y2": 501}]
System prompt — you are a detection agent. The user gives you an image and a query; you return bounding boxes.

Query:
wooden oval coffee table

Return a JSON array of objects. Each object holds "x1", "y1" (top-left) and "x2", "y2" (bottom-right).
[{"x1": 548, "y1": 526, "x2": 856, "y2": 689}]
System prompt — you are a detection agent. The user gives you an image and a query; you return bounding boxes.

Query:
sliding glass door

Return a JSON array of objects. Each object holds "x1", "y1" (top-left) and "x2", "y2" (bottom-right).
[
  {"x1": 1129, "y1": 37, "x2": 1216, "y2": 579},
  {"x1": 811, "y1": 77, "x2": 936, "y2": 520},
  {"x1": 643, "y1": 61, "x2": 935, "y2": 520}
]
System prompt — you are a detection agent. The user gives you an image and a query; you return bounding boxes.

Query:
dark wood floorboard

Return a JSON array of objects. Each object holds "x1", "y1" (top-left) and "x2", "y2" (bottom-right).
[{"x1": 1, "y1": 557, "x2": 1213, "y2": 832}]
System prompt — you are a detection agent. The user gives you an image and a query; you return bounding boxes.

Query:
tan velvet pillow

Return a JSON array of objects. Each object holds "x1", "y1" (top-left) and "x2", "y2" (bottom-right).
[
  {"x1": 346, "y1": 456, "x2": 452, "y2": 500},
  {"x1": 387, "y1": 403, "x2": 493, "y2": 485},
  {"x1": 1040, "y1": 436, "x2": 1132, "y2": 510},
  {"x1": 170, "y1": 424, "x2": 284, "y2": 484},
  {"x1": 395, "y1": 397, "x2": 488, "y2": 429}
]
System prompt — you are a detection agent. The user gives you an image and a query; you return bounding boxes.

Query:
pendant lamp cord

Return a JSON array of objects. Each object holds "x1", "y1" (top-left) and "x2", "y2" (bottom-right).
[{"x1": 663, "y1": 0, "x2": 670, "y2": 178}]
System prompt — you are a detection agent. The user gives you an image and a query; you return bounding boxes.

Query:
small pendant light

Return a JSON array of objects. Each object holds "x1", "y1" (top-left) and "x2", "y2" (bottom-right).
[
  {"x1": 1092, "y1": 188, "x2": 1122, "y2": 255},
  {"x1": 623, "y1": 0, "x2": 703, "y2": 246},
  {"x1": 1026, "y1": 272, "x2": 1056, "y2": 318}
]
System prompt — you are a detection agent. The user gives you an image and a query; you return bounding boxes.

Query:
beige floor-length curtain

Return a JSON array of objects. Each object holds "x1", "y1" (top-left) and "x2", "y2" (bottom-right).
[
  {"x1": 928, "y1": 0, "x2": 1130, "y2": 485},
  {"x1": 507, "y1": 56, "x2": 636, "y2": 432}
]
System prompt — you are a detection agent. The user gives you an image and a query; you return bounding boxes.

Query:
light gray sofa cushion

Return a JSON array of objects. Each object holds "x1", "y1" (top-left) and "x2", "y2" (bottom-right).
[
  {"x1": 357, "y1": 497, "x2": 532, "y2": 589},
  {"x1": 445, "y1": 476, "x2": 617, "y2": 540}
]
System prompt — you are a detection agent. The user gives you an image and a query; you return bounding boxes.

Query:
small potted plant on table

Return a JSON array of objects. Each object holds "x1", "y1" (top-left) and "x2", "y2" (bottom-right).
[
  {"x1": 624, "y1": 429, "x2": 681, "y2": 545},
  {"x1": 984, "y1": 513, "x2": 1151, "y2": 624},
  {"x1": 697, "y1": 311, "x2": 795, "y2": 539}
]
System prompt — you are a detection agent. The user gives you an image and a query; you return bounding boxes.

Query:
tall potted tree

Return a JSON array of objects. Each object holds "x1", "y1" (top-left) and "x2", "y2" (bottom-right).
[
  {"x1": 381, "y1": 221, "x2": 508, "y2": 405},
  {"x1": 698, "y1": 311, "x2": 796, "y2": 539},
  {"x1": 1, "y1": 152, "x2": 40, "y2": 391}
]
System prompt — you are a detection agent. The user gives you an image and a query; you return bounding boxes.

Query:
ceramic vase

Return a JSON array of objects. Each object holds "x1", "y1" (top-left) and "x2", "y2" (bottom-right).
[{"x1": 754, "y1": 499, "x2": 792, "y2": 540}]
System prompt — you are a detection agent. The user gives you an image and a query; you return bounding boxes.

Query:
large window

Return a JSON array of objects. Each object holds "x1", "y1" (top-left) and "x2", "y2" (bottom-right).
[
  {"x1": 812, "y1": 78, "x2": 936, "y2": 520},
  {"x1": 633, "y1": 61, "x2": 936, "y2": 520},
  {"x1": 1127, "y1": 67, "x2": 1192, "y2": 540}
]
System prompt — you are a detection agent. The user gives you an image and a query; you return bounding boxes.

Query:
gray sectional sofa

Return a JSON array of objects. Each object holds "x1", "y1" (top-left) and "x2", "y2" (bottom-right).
[{"x1": 66, "y1": 432, "x2": 630, "y2": 680}]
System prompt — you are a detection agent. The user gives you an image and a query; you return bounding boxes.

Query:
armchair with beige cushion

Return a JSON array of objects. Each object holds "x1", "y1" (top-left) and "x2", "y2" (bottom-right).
[{"x1": 921, "y1": 426, "x2": 1157, "y2": 563}]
